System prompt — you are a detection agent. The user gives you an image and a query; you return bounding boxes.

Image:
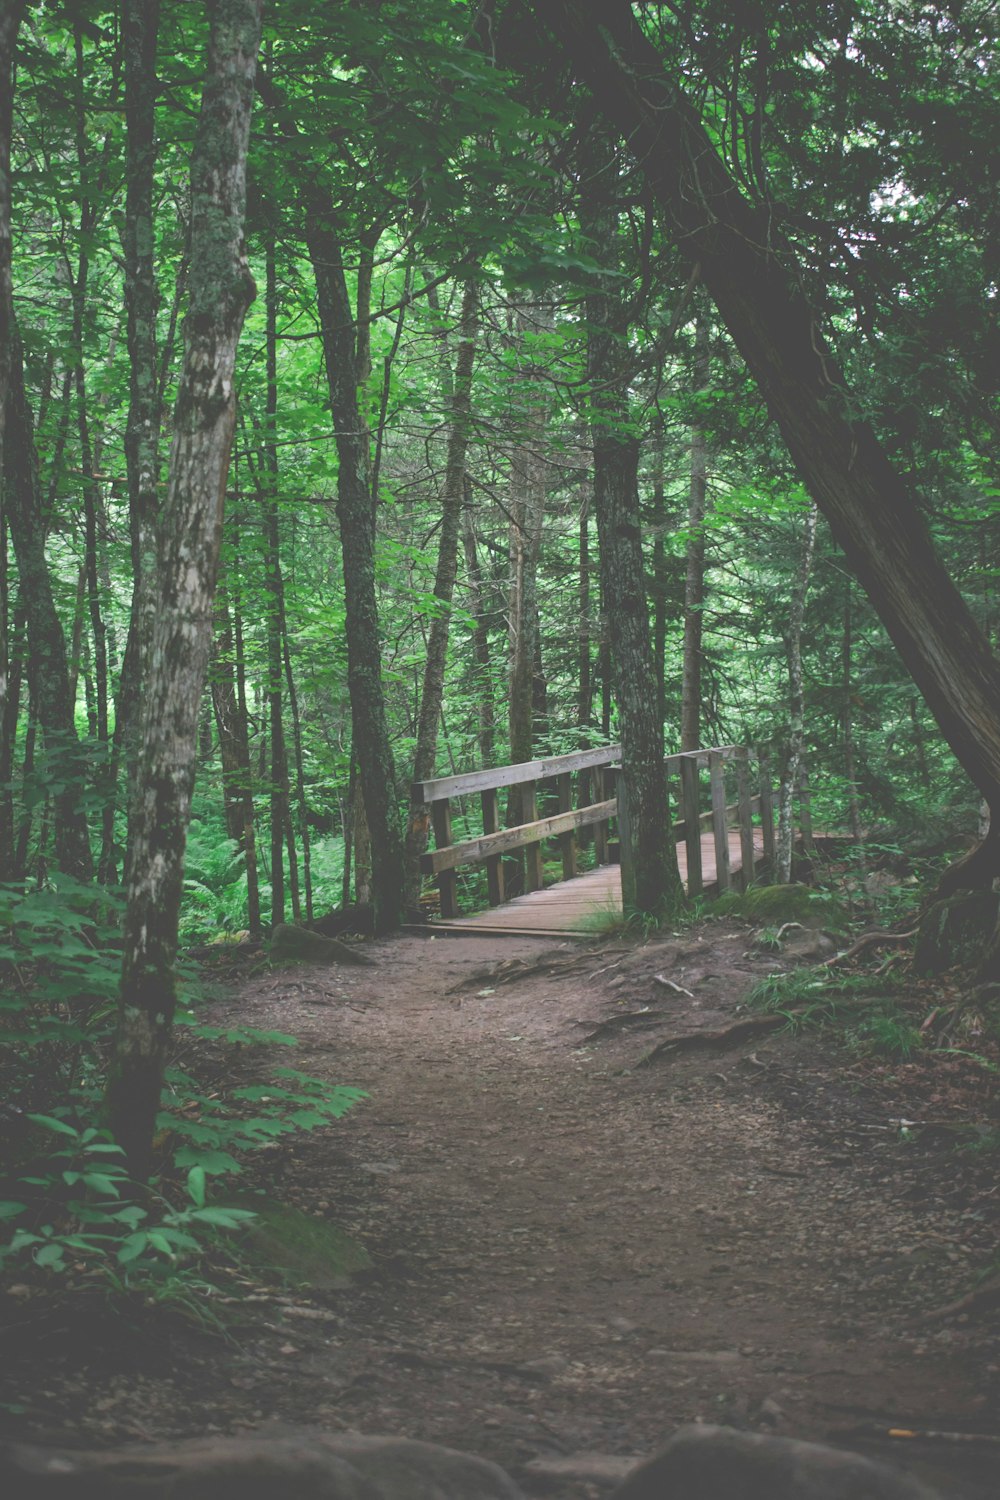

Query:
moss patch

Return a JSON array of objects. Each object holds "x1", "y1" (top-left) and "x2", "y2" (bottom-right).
[
  {"x1": 226, "y1": 1195, "x2": 373, "y2": 1291},
  {"x1": 714, "y1": 883, "x2": 849, "y2": 933}
]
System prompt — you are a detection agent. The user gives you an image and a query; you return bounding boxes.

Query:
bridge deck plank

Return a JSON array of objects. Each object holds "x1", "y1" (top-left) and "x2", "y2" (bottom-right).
[{"x1": 426, "y1": 827, "x2": 766, "y2": 937}]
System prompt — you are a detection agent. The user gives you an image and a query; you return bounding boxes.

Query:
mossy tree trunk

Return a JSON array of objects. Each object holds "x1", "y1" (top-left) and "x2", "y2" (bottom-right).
[{"x1": 105, "y1": 0, "x2": 264, "y2": 1181}]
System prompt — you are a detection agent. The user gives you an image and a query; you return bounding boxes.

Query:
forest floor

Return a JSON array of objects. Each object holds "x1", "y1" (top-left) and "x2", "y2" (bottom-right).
[{"x1": 3, "y1": 913, "x2": 1000, "y2": 1497}]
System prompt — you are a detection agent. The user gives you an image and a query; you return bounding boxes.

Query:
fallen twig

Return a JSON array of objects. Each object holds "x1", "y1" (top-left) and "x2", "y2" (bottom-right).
[
  {"x1": 854, "y1": 1423, "x2": 1000, "y2": 1447},
  {"x1": 653, "y1": 974, "x2": 695, "y2": 998}
]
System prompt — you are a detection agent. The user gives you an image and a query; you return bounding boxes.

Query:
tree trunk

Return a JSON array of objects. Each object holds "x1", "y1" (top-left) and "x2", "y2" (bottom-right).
[
  {"x1": 0, "y1": 2, "x2": 24, "y2": 878},
  {"x1": 3, "y1": 336, "x2": 93, "y2": 881},
  {"x1": 582, "y1": 137, "x2": 683, "y2": 919},
  {"x1": 681, "y1": 313, "x2": 710, "y2": 753},
  {"x1": 0, "y1": 0, "x2": 21, "y2": 471},
  {"x1": 530, "y1": 0, "x2": 1000, "y2": 833},
  {"x1": 506, "y1": 305, "x2": 549, "y2": 842},
  {"x1": 105, "y1": 0, "x2": 263, "y2": 1181},
  {"x1": 282, "y1": 623, "x2": 312, "y2": 925},
  {"x1": 404, "y1": 280, "x2": 478, "y2": 912},
  {"x1": 776, "y1": 504, "x2": 818, "y2": 883},
  {"x1": 461, "y1": 480, "x2": 496, "y2": 767},
  {"x1": 117, "y1": 0, "x2": 162, "y2": 872},
  {"x1": 210, "y1": 571, "x2": 261, "y2": 935},
  {"x1": 305, "y1": 211, "x2": 404, "y2": 935}
]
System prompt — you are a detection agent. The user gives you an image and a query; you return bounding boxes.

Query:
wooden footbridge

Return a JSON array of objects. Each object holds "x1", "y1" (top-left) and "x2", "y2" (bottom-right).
[{"x1": 413, "y1": 743, "x2": 803, "y2": 938}]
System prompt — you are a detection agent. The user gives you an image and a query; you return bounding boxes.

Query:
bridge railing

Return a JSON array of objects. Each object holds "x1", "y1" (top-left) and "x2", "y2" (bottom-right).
[{"x1": 413, "y1": 743, "x2": 781, "y2": 918}]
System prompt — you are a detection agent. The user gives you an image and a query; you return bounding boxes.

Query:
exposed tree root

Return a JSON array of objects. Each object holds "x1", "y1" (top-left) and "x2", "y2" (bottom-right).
[
  {"x1": 637, "y1": 1013, "x2": 788, "y2": 1063},
  {"x1": 921, "y1": 1273, "x2": 1000, "y2": 1323},
  {"x1": 822, "y1": 928, "x2": 918, "y2": 968},
  {"x1": 578, "y1": 1008, "x2": 665, "y2": 1043}
]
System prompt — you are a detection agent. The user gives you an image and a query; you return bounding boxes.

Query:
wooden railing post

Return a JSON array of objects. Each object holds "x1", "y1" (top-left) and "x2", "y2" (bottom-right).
[
  {"x1": 679, "y1": 753, "x2": 702, "y2": 896},
  {"x1": 593, "y1": 766, "x2": 609, "y2": 865},
  {"x1": 758, "y1": 744, "x2": 775, "y2": 878},
  {"x1": 709, "y1": 749, "x2": 732, "y2": 893},
  {"x1": 523, "y1": 780, "x2": 544, "y2": 892},
  {"x1": 557, "y1": 772, "x2": 578, "y2": 880},
  {"x1": 735, "y1": 746, "x2": 755, "y2": 891},
  {"x1": 481, "y1": 787, "x2": 505, "y2": 906},
  {"x1": 577, "y1": 766, "x2": 592, "y2": 849},
  {"x1": 431, "y1": 798, "x2": 459, "y2": 917},
  {"x1": 614, "y1": 766, "x2": 632, "y2": 888}
]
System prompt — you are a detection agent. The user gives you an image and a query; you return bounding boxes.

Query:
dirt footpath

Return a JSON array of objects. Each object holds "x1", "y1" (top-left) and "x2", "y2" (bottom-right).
[{"x1": 4, "y1": 919, "x2": 999, "y2": 1497}]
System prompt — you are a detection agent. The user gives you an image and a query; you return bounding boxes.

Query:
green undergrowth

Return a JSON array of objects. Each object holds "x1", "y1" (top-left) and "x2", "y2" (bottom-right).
[
  {"x1": 746, "y1": 967, "x2": 923, "y2": 1054},
  {"x1": 224, "y1": 1193, "x2": 373, "y2": 1293},
  {"x1": 746, "y1": 964, "x2": 992, "y2": 1067},
  {"x1": 0, "y1": 878, "x2": 366, "y2": 1308}
]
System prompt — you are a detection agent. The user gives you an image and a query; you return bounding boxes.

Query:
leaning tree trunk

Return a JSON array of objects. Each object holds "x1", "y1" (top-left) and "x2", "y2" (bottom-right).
[
  {"x1": 776, "y1": 504, "x2": 818, "y2": 883},
  {"x1": 529, "y1": 0, "x2": 1000, "y2": 870},
  {"x1": 104, "y1": 0, "x2": 264, "y2": 1181},
  {"x1": 404, "y1": 280, "x2": 478, "y2": 913}
]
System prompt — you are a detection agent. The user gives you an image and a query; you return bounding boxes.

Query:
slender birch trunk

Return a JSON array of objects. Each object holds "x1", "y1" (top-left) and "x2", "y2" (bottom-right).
[
  {"x1": 776, "y1": 503, "x2": 818, "y2": 883},
  {"x1": 681, "y1": 313, "x2": 710, "y2": 752},
  {"x1": 0, "y1": 1, "x2": 24, "y2": 876},
  {"x1": 105, "y1": 0, "x2": 264, "y2": 1180}
]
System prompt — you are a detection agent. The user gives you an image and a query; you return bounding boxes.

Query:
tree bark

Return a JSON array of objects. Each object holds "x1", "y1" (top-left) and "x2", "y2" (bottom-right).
[
  {"x1": 117, "y1": 0, "x2": 162, "y2": 865},
  {"x1": 305, "y1": 212, "x2": 404, "y2": 934},
  {"x1": 210, "y1": 570, "x2": 261, "y2": 935},
  {"x1": 776, "y1": 503, "x2": 818, "y2": 883},
  {"x1": 404, "y1": 280, "x2": 478, "y2": 912},
  {"x1": 582, "y1": 136, "x2": 683, "y2": 919},
  {"x1": 105, "y1": 0, "x2": 264, "y2": 1181},
  {"x1": 0, "y1": 1, "x2": 24, "y2": 877},
  {"x1": 461, "y1": 480, "x2": 496, "y2": 767},
  {"x1": 0, "y1": 0, "x2": 22, "y2": 473},
  {"x1": 3, "y1": 336, "x2": 93, "y2": 880},
  {"x1": 529, "y1": 0, "x2": 1000, "y2": 828},
  {"x1": 681, "y1": 312, "x2": 710, "y2": 753},
  {"x1": 506, "y1": 305, "x2": 549, "y2": 851}
]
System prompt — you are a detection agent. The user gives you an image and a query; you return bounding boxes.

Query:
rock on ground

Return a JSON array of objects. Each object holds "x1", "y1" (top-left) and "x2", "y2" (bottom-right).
[{"x1": 613, "y1": 1425, "x2": 942, "y2": 1500}]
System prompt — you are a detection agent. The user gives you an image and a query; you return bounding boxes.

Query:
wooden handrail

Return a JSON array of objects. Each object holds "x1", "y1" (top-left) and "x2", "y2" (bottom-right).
[
  {"x1": 418, "y1": 741, "x2": 785, "y2": 918},
  {"x1": 420, "y1": 798, "x2": 618, "y2": 875},
  {"x1": 412, "y1": 743, "x2": 622, "y2": 803}
]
